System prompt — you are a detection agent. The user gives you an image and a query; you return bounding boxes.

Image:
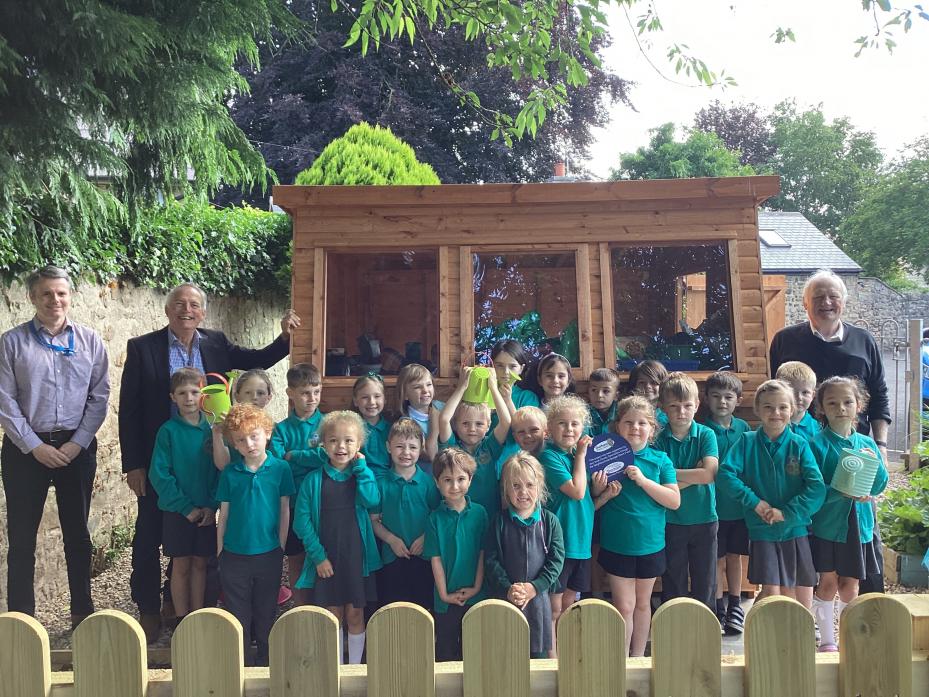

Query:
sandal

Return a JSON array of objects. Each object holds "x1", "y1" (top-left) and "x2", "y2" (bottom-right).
[
  {"x1": 724, "y1": 604, "x2": 745, "y2": 635},
  {"x1": 818, "y1": 642, "x2": 838, "y2": 653}
]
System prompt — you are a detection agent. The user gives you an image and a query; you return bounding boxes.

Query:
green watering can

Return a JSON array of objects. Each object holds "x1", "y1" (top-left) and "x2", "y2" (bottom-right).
[
  {"x1": 200, "y1": 372, "x2": 235, "y2": 424},
  {"x1": 462, "y1": 366, "x2": 521, "y2": 408}
]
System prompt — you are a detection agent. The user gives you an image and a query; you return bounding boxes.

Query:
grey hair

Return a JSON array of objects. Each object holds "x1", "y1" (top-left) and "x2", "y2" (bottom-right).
[
  {"x1": 26, "y1": 266, "x2": 73, "y2": 295},
  {"x1": 165, "y1": 282, "x2": 208, "y2": 311},
  {"x1": 802, "y1": 269, "x2": 848, "y2": 303}
]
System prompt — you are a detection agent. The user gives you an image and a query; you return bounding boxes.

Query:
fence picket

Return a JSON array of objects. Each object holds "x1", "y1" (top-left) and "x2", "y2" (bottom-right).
[
  {"x1": 368, "y1": 602, "x2": 435, "y2": 697},
  {"x1": 557, "y1": 599, "x2": 625, "y2": 697},
  {"x1": 463, "y1": 600, "x2": 529, "y2": 697},
  {"x1": 0, "y1": 612, "x2": 51, "y2": 697},
  {"x1": 744, "y1": 596, "x2": 815, "y2": 697},
  {"x1": 172, "y1": 608, "x2": 244, "y2": 697},
  {"x1": 839, "y1": 593, "x2": 912, "y2": 697},
  {"x1": 651, "y1": 598, "x2": 721, "y2": 697},
  {"x1": 72, "y1": 610, "x2": 146, "y2": 697},
  {"x1": 269, "y1": 606, "x2": 340, "y2": 697}
]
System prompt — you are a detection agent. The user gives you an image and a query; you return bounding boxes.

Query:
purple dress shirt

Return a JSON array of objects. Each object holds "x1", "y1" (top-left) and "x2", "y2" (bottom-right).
[{"x1": 0, "y1": 317, "x2": 110, "y2": 453}]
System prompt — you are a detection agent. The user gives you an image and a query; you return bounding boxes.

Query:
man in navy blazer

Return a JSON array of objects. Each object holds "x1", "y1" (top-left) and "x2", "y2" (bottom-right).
[{"x1": 119, "y1": 282, "x2": 299, "y2": 640}]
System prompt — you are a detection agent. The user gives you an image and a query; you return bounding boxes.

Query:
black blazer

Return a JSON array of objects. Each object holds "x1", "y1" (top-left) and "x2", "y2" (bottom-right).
[{"x1": 118, "y1": 326, "x2": 289, "y2": 473}]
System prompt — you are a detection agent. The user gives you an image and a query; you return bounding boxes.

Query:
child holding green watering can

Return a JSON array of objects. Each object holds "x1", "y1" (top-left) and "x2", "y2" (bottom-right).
[{"x1": 211, "y1": 368, "x2": 275, "y2": 471}]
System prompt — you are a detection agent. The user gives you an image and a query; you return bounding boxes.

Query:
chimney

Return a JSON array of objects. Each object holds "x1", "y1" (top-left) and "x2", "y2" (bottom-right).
[{"x1": 553, "y1": 162, "x2": 566, "y2": 177}]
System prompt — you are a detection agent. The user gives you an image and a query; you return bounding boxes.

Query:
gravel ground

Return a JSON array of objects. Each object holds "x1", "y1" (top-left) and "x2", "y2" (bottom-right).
[{"x1": 33, "y1": 468, "x2": 923, "y2": 650}]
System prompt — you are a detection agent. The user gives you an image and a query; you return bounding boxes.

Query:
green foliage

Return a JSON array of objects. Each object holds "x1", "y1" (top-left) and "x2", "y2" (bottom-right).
[
  {"x1": 1, "y1": 0, "x2": 300, "y2": 268},
  {"x1": 838, "y1": 144, "x2": 929, "y2": 283},
  {"x1": 766, "y1": 101, "x2": 883, "y2": 237},
  {"x1": 610, "y1": 122, "x2": 755, "y2": 180},
  {"x1": 128, "y1": 199, "x2": 292, "y2": 295},
  {"x1": 295, "y1": 123, "x2": 440, "y2": 185},
  {"x1": 879, "y1": 467, "x2": 929, "y2": 555}
]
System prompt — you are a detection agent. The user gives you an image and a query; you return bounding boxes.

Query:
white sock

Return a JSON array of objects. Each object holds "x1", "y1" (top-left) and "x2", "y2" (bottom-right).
[
  {"x1": 836, "y1": 599, "x2": 848, "y2": 643},
  {"x1": 812, "y1": 597, "x2": 836, "y2": 646},
  {"x1": 347, "y1": 630, "x2": 366, "y2": 664},
  {"x1": 338, "y1": 626, "x2": 344, "y2": 664}
]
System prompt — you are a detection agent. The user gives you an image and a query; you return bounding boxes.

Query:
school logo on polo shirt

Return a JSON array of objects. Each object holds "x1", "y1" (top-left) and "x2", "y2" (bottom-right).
[
  {"x1": 476, "y1": 450, "x2": 492, "y2": 466},
  {"x1": 308, "y1": 434, "x2": 320, "y2": 448},
  {"x1": 785, "y1": 455, "x2": 801, "y2": 476}
]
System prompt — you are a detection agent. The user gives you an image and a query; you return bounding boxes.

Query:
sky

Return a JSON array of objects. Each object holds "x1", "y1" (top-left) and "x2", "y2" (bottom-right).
[{"x1": 583, "y1": 0, "x2": 929, "y2": 180}]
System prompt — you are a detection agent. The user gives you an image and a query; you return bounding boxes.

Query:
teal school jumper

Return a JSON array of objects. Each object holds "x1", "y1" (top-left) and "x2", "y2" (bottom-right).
[{"x1": 149, "y1": 414, "x2": 218, "y2": 516}]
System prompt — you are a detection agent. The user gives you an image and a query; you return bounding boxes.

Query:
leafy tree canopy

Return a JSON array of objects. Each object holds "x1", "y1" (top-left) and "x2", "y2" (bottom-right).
[
  {"x1": 766, "y1": 101, "x2": 883, "y2": 237},
  {"x1": 610, "y1": 122, "x2": 755, "y2": 180},
  {"x1": 838, "y1": 140, "x2": 929, "y2": 284},
  {"x1": 225, "y1": 1, "x2": 629, "y2": 190},
  {"x1": 693, "y1": 101, "x2": 775, "y2": 170},
  {"x1": 295, "y1": 123, "x2": 440, "y2": 185}
]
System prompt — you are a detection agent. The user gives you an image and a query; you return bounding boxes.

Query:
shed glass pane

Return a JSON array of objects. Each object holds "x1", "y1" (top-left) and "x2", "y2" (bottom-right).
[
  {"x1": 325, "y1": 250, "x2": 438, "y2": 376},
  {"x1": 610, "y1": 244, "x2": 734, "y2": 371},
  {"x1": 472, "y1": 251, "x2": 580, "y2": 366}
]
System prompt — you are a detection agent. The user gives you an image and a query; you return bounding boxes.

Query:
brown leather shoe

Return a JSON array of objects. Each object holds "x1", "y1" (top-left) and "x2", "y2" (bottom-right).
[{"x1": 139, "y1": 613, "x2": 162, "y2": 643}]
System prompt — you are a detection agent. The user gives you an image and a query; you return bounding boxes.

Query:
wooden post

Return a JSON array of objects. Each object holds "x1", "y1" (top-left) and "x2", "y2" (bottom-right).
[
  {"x1": 269, "y1": 606, "x2": 340, "y2": 697},
  {"x1": 907, "y1": 319, "x2": 924, "y2": 471},
  {"x1": 463, "y1": 600, "x2": 529, "y2": 697},
  {"x1": 172, "y1": 608, "x2": 244, "y2": 697},
  {"x1": 839, "y1": 593, "x2": 912, "y2": 697},
  {"x1": 557, "y1": 599, "x2": 625, "y2": 697},
  {"x1": 0, "y1": 612, "x2": 51, "y2": 697},
  {"x1": 744, "y1": 596, "x2": 815, "y2": 697},
  {"x1": 367, "y1": 602, "x2": 435, "y2": 697},
  {"x1": 72, "y1": 610, "x2": 146, "y2": 697},
  {"x1": 651, "y1": 598, "x2": 721, "y2": 697},
  {"x1": 889, "y1": 593, "x2": 929, "y2": 650}
]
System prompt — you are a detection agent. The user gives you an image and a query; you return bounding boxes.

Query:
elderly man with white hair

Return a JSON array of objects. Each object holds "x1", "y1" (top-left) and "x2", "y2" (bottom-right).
[
  {"x1": 119, "y1": 281, "x2": 299, "y2": 641},
  {"x1": 769, "y1": 268, "x2": 890, "y2": 594}
]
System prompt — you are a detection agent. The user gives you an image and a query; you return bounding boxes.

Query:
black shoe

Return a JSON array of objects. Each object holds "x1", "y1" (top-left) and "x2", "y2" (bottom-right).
[{"x1": 724, "y1": 604, "x2": 745, "y2": 635}]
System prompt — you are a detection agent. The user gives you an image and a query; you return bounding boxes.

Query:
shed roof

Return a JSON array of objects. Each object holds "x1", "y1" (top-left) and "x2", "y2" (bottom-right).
[{"x1": 758, "y1": 210, "x2": 862, "y2": 274}]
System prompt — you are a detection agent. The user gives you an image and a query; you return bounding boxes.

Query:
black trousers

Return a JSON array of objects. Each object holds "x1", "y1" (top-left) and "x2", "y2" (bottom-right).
[
  {"x1": 129, "y1": 480, "x2": 170, "y2": 614},
  {"x1": 662, "y1": 521, "x2": 719, "y2": 610},
  {"x1": 435, "y1": 603, "x2": 468, "y2": 661},
  {"x1": 1, "y1": 433, "x2": 96, "y2": 616},
  {"x1": 219, "y1": 548, "x2": 283, "y2": 663}
]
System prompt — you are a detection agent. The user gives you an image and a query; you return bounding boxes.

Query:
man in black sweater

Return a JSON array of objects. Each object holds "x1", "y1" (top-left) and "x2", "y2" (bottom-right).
[{"x1": 769, "y1": 269, "x2": 890, "y2": 594}]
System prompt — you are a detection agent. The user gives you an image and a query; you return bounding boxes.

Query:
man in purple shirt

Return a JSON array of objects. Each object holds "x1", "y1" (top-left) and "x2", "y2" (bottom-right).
[{"x1": 0, "y1": 266, "x2": 110, "y2": 627}]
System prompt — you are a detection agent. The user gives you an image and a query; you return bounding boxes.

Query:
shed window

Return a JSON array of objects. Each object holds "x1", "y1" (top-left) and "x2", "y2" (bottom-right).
[
  {"x1": 611, "y1": 244, "x2": 734, "y2": 371},
  {"x1": 472, "y1": 251, "x2": 580, "y2": 366},
  {"x1": 324, "y1": 250, "x2": 438, "y2": 376}
]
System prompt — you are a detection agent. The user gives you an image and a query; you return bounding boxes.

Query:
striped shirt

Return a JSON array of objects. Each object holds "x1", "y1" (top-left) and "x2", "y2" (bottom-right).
[{"x1": 0, "y1": 318, "x2": 110, "y2": 453}]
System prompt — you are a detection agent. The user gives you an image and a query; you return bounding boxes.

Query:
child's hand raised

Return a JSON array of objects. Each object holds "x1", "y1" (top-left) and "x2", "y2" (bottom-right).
[
  {"x1": 316, "y1": 559, "x2": 334, "y2": 578},
  {"x1": 458, "y1": 365, "x2": 474, "y2": 388},
  {"x1": 387, "y1": 535, "x2": 411, "y2": 559},
  {"x1": 577, "y1": 434, "x2": 593, "y2": 453}
]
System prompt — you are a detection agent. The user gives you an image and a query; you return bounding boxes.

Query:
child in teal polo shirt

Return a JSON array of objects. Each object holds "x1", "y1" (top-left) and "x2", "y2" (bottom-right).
[
  {"x1": 655, "y1": 373, "x2": 719, "y2": 612},
  {"x1": 538, "y1": 394, "x2": 594, "y2": 652},
  {"x1": 293, "y1": 410, "x2": 381, "y2": 665},
  {"x1": 149, "y1": 367, "x2": 218, "y2": 625},
  {"x1": 217, "y1": 404, "x2": 295, "y2": 666},
  {"x1": 809, "y1": 376, "x2": 888, "y2": 652},
  {"x1": 591, "y1": 395, "x2": 680, "y2": 657},
  {"x1": 586, "y1": 368, "x2": 620, "y2": 436},
  {"x1": 716, "y1": 379, "x2": 826, "y2": 605},
  {"x1": 437, "y1": 365, "x2": 511, "y2": 515},
  {"x1": 370, "y1": 418, "x2": 440, "y2": 608},
  {"x1": 776, "y1": 361, "x2": 822, "y2": 442},
  {"x1": 701, "y1": 371, "x2": 752, "y2": 634},
  {"x1": 352, "y1": 373, "x2": 391, "y2": 475},
  {"x1": 424, "y1": 448, "x2": 488, "y2": 661},
  {"x1": 269, "y1": 362, "x2": 324, "y2": 606},
  {"x1": 627, "y1": 360, "x2": 670, "y2": 428}
]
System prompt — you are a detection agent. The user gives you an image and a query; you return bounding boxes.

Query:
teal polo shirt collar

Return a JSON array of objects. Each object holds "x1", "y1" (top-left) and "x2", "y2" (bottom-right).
[
  {"x1": 368, "y1": 417, "x2": 390, "y2": 435},
  {"x1": 231, "y1": 455, "x2": 271, "y2": 475},
  {"x1": 823, "y1": 427, "x2": 856, "y2": 446},
  {"x1": 323, "y1": 461, "x2": 352, "y2": 481},
  {"x1": 508, "y1": 505, "x2": 541, "y2": 526},
  {"x1": 438, "y1": 497, "x2": 475, "y2": 517},
  {"x1": 758, "y1": 427, "x2": 789, "y2": 455},
  {"x1": 665, "y1": 420, "x2": 699, "y2": 443},
  {"x1": 706, "y1": 418, "x2": 736, "y2": 435},
  {"x1": 386, "y1": 467, "x2": 428, "y2": 486}
]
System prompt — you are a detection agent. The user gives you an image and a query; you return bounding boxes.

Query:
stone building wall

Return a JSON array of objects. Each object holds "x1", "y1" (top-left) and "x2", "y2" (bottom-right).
[
  {"x1": 0, "y1": 281, "x2": 290, "y2": 611},
  {"x1": 783, "y1": 273, "x2": 929, "y2": 334}
]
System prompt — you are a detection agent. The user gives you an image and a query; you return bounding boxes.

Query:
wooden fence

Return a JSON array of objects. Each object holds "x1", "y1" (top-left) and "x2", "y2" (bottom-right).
[{"x1": 0, "y1": 594, "x2": 925, "y2": 697}]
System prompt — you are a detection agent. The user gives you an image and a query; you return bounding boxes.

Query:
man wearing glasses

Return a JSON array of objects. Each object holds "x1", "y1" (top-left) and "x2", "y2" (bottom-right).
[
  {"x1": 119, "y1": 282, "x2": 299, "y2": 641},
  {"x1": 0, "y1": 266, "x2": 110, "y2": 628}
]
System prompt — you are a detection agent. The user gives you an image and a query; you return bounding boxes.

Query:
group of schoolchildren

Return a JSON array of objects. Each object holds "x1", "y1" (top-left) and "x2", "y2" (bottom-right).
[{"x1": 147, "y1": 338, "x2": 887, "y2": 664}]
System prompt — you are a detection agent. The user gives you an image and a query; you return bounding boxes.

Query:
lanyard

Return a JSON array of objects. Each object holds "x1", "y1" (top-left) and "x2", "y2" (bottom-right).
[{"x1": 30, "y1": 322, "x2": 75, "y2": 356}]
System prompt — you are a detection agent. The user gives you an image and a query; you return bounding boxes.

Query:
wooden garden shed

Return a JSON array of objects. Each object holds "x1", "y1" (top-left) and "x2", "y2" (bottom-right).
[{"x1": 273, "y1": 176, "x2": 780, "y2": 416}]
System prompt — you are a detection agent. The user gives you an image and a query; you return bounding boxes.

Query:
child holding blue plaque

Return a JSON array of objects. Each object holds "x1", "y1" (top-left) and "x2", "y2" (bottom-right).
[
  {"x1": 716, "y1": 380, "x2": 826, "y2": 606},
  {"x1": 592, "y1": 395, "x2": 680, "y2": 657},
  {"x1": 701, "y1": 371, "x2": 752, "y2": 634},
  {"x1": 809, "y1": 377, "x2": 888, "y2": 653},
  {"x1": 537, "y1": 394, "x2": 594, "y2": 652},
  {"x1": 654, "y1": 373, "x2": 719, "y2": 612},
  {"x1": 484, "y1": 452, "x2": 565, "y2": 658}
]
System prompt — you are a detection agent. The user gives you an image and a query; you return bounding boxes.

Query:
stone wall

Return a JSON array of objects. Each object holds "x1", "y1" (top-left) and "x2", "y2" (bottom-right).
[
  {"x1": 0, "y1": 281, "x2": 290, "y2": 611},
  {"x1": 783, "y1": 273, "x2": 929, "y2": 334}
]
